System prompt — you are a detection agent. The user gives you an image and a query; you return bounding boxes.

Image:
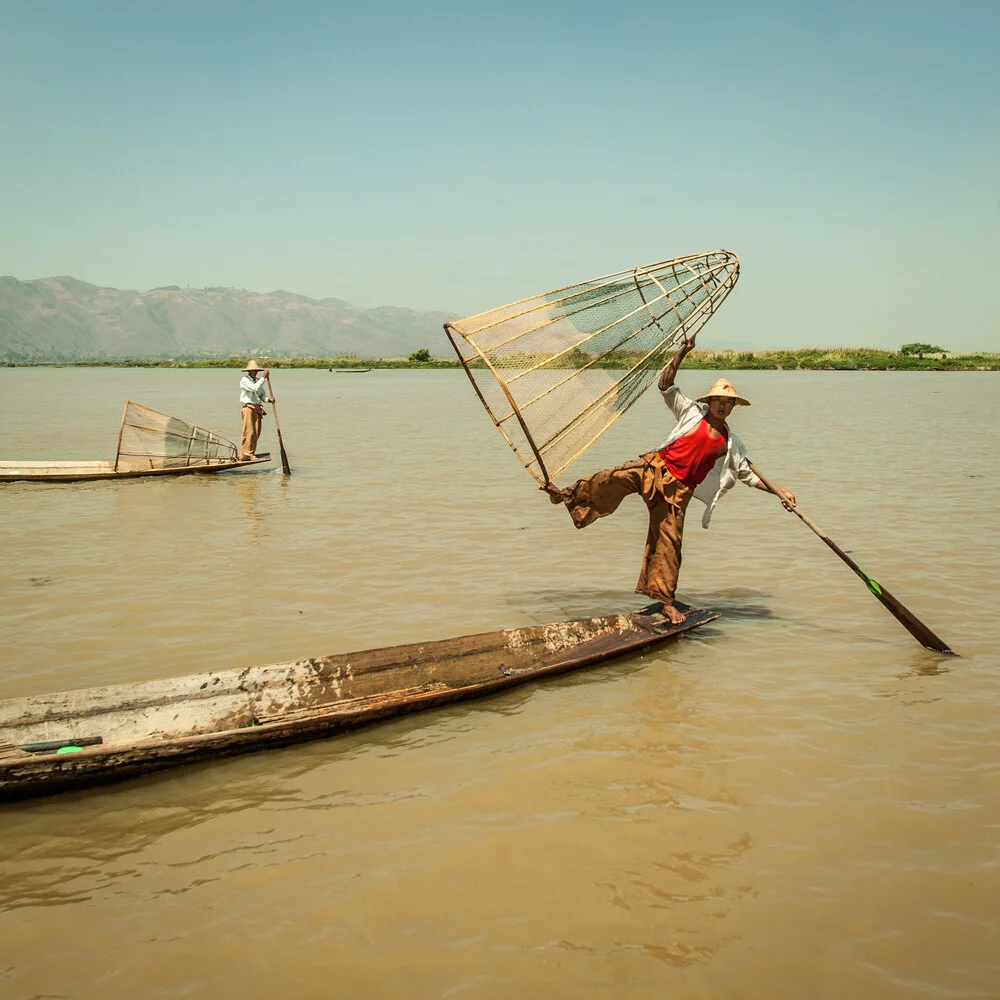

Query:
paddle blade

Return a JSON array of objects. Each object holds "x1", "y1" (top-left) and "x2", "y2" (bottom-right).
[
  {"x1": 854, "y1": 570, "x2": 955, "y2": 655},
  {"x1": 265, "y1": 376, "x2": 291, "y2": 476},
  {"x1": 750, "y1": 464, "x2": 956, "y2": 656}
]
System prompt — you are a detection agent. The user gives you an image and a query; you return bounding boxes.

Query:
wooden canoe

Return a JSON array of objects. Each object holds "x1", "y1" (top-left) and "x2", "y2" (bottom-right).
[
  {"x1": 0, "y1": 603, "x2": 718, "y2": 802},
  {"x1": 1, "y1": 400, "x2": 273, "y2": 482},
  {"x1": 0, "y1": 454, "x2": 272, "y2": 482}
]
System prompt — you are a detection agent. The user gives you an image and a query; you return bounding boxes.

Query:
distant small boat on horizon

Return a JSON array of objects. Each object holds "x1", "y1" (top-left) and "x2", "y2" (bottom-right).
[{"x1": 332, "y1": 367, "x2": 372, "y2": 373}]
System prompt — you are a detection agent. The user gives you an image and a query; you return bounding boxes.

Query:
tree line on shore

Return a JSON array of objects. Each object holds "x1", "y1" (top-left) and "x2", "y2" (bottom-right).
[{"x1": 7, "y1": 345, "x2": 998, "y2": 371}]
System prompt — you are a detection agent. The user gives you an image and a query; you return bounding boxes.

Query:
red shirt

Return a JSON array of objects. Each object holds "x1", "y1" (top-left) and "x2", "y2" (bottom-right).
[{"x1": 659, "y1": 418, "x2": 727, "y2": 488}]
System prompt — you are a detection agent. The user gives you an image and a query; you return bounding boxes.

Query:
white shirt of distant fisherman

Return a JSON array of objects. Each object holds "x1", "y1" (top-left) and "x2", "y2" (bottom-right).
[{"x1": 240, "y1": 373, "x2": 269, "y2": 407}]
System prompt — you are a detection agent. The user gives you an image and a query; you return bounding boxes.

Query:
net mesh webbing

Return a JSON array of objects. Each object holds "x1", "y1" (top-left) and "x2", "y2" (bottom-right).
[
  {"x1": 115, "y1": 401, "x2": 239, "y2": 471},
  {"x1": 444, "y1": 250, "x2": 740, "y2": 484}
]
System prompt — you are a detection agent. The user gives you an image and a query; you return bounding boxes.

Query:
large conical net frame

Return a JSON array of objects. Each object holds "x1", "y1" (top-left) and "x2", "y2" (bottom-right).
[
  {"x1": 444, "y1": 249, "x2": 740, "y2": 485},
  {"x1": 114, "y1": 400, "x2": 240, "y2": 472}
]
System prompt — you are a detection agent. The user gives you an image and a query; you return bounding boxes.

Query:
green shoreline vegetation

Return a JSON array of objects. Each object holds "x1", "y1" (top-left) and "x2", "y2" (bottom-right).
[{"x1": 6, "y1": 348, "x2": 999, "y2": 371}]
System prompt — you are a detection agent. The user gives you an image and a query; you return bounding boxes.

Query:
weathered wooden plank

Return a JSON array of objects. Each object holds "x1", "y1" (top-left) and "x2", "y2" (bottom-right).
[
  {"x1": 254, "y1": 682, "x2": 451, "y2": 726},
  {"x1": 0, "y1": 740, "x2": 30, "y2": 762}
]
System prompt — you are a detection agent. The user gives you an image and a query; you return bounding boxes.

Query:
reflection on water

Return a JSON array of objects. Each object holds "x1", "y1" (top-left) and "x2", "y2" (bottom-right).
[
  {"x1": 688, "y1": 589, "x2": 777, "y2": 620},
  {"x1": 1, "y1": 367, "x2": 999, "y2": 999},
  {"x1": 233, "y1": 471, "x2": 277, "y2": 530}
]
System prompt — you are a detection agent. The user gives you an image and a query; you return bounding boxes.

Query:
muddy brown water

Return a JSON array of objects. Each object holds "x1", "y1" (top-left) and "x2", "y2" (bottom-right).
[{"x1": 1, "y1": 367, "x2": 998, "y2": 999}]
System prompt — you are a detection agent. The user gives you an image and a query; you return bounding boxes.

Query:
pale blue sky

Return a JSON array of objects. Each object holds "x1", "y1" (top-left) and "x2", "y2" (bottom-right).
[{"x1": 2, "y1": 0, "x2": 997, "y2": 350}]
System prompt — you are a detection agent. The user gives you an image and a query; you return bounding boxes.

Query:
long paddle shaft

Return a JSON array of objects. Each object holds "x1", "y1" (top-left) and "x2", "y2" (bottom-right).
[
  {"x1": 265, "y1": 375, "x2": 291, "y2": 475},
  {"x1": 750, "y1": 464, "x2": 955, "y2": 655}
]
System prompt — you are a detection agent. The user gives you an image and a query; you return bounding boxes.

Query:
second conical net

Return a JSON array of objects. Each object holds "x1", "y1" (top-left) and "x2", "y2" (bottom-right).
[{"x1": 115, "y1": 400, "x2": 239, "y2": 471}]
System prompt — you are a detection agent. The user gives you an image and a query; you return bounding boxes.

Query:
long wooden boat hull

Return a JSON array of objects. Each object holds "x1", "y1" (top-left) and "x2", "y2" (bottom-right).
[
  {"x1": 0, "y1": 604, "x2": 718, "y2": 802},
  {"x1": 0, "y1": 453, "x2": 271, "y2": 482}
]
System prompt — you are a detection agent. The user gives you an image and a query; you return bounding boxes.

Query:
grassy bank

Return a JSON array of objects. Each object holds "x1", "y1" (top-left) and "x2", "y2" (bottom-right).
[
  {"x1": 680, "y1": 347, "x2": 999, "y2": 371},
  {"x1": 5, "y1": 356, "x2": 463, "y2": 370},
  {"x1": 6, "y1": 349, "x2": 999, "y2": 371}
]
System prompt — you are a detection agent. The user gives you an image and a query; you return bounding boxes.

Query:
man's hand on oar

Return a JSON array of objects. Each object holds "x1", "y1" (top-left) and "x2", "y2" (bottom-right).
[{"x1": 755, "y1": 477, "x2": 796, "y2": 510}]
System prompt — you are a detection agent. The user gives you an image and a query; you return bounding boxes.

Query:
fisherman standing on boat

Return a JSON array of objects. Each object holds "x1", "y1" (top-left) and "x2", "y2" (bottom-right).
[
  {"x1": 239, "y1": 359, "x2": 273, "y2": 460},
  {"x1": 544, "y1": 336, "x2": 795, "y2": 624}
]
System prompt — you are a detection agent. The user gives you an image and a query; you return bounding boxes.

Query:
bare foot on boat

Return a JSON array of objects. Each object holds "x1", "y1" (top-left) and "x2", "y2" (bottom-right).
[
  {"x1": 540, "y1": 482, "x2": 572, "y2": 505},
  {"x1": 661, "y1": 602, "x2": 686, "y2": 625}
]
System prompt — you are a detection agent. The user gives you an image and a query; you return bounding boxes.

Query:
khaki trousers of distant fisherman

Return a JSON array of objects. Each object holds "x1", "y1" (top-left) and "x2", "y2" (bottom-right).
[
  {"x1": 561, "y1": 452, "x2": 693, "y2": 604},
  {"x1": 240, "y1": 404, "x2": 263, "y2": 460}
]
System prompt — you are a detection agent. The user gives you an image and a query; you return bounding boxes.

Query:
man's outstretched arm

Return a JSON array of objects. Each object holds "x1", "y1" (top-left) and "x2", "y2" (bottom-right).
[{"x1": 657, "y1": 336, "x2": 697, "y2": 392}]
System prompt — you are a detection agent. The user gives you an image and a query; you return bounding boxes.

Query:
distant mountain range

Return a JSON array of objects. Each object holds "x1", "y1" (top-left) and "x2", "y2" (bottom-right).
[{"x1": 0, "y1": 275, "x2": 459, "y2": 362}]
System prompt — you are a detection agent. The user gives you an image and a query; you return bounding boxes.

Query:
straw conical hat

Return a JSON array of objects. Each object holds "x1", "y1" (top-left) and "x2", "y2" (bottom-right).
[
  {"x1": 243, "y1": 359, "x2": 263, "y2": 372},
  {"x1": 696, "y1": 378, "x2": 750, "y2": 406}
]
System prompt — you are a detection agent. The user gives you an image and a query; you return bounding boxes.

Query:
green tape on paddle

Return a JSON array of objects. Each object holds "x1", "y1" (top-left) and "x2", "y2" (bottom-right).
[
  {"x1": 866, "y1": 579, "x2": 882, "y2": 596},
  {"x1": 56, "y1": 745, "x2": 83, "y2": 754}
]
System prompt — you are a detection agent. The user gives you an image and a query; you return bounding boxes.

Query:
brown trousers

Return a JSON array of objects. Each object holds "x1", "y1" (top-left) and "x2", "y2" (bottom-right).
[
  {"x1": 240, "y1": 404, "x2": 263, "y2": 460},
  {"x1": 562, "y1": 452, "x2": 693, "y2": 604}
]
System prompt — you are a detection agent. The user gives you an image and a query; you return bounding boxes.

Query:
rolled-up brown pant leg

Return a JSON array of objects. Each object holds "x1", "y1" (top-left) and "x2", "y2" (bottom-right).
[
  {"x1": 635, "y1": 474, "x2": 693, "y2": 604},
  {"x1": 563, "y1": 456, "x2": 649, "y2": 528},
  {"x1": 240, "y1": 404, "x2": 262, "y2": 460},
  {"x1": 562, "y1": 452, "x2": 693, "y2": 604}
]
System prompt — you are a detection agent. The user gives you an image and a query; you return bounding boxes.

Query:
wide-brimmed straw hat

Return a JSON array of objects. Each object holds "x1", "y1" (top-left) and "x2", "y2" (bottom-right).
[
  {"x1": 243, "y1": 359, "x2": 262, "y2": 372},
  {"x1": 696, "y1": 378, "x2": 750, "y2": 406}
]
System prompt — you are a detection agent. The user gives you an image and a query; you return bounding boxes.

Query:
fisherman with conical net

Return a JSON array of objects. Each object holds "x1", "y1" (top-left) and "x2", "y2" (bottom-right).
[{"x1": 545, "y1": 337, "x2": 795, "y2": 624}]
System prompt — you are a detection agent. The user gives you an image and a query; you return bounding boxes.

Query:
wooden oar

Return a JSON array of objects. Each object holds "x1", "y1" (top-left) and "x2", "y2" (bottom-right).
[
  {"x1": 750, "y1": 464, "x2": 955, "y2": 655},
  {"x1": 265, "y1": 375, "x2": 291, "y2": 476}
]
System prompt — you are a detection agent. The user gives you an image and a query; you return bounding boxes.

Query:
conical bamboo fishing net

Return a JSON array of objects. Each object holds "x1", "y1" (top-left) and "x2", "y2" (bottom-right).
[
  {"x1": 444, "y1": 250, "x2": 740, "y2": 485},
  {"x1": 114, "y1": 400, "x2": 239, "y2": 472}
]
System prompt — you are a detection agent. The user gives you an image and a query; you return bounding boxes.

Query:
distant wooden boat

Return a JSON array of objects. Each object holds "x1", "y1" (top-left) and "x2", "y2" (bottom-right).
[
  {"x1": 0, "y1": 604, "x2": 717, "y2": 801},
  {"x1": 334, "y1": 368, "x2": 372, "y2": 373},
  {"x1": 0, "y1": 400, "x2": 272, "y2": 482},
  {"x1": 0, "y1": 455, "x2": 272, "y2": 482}
]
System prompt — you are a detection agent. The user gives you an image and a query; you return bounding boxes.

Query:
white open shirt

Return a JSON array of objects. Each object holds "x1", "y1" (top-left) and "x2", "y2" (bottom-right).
[{"x1": 658, "y1": 385, "x2": 761, "y2": 528}]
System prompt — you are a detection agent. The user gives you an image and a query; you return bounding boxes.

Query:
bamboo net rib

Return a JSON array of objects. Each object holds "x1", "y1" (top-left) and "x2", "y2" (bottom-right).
[
  {"x1": 444, "y1": 250, "x2": 740, "y2": 485},
  {"x1": 115, "y1": 401, "x2": 239, "y2": 472}
]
